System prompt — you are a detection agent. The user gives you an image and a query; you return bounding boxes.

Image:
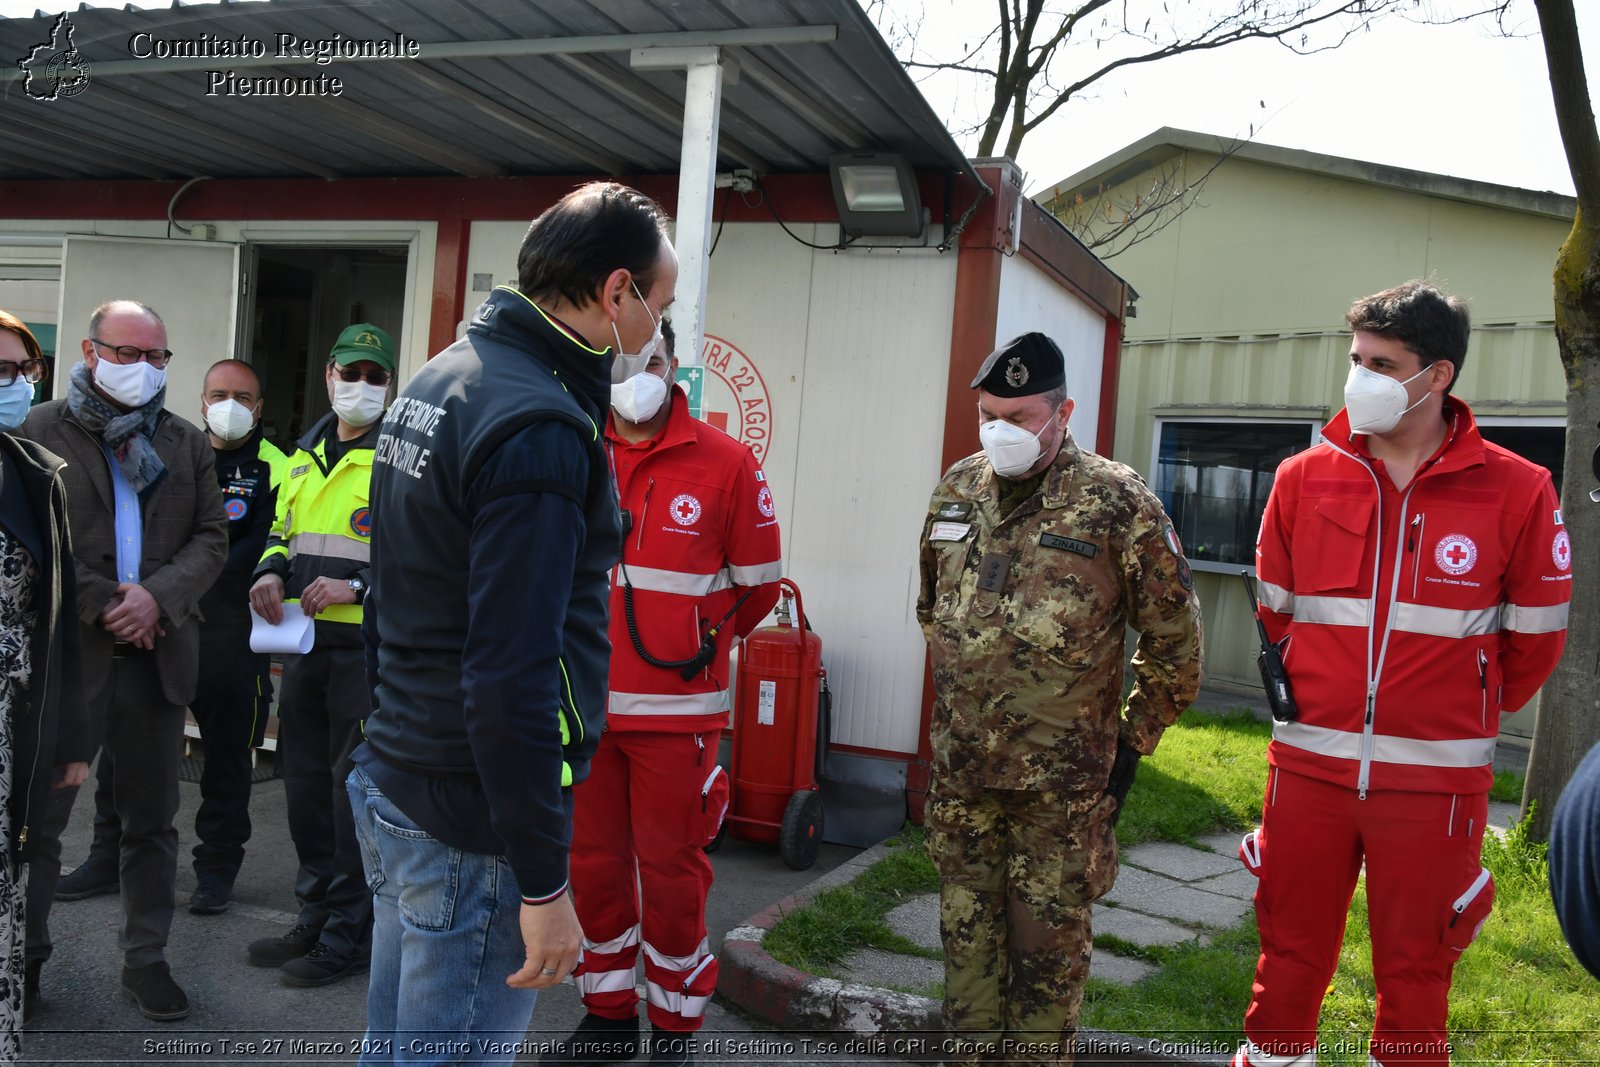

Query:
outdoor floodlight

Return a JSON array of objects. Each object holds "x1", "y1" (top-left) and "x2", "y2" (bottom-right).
[{"x1": 829, "y1": 152, "x2": 925, "y2": 238}]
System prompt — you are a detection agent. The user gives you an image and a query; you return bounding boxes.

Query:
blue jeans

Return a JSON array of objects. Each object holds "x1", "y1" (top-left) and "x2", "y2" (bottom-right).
[{"x1": 347, "y1": 765, "x2": 538, "y2": 1065}]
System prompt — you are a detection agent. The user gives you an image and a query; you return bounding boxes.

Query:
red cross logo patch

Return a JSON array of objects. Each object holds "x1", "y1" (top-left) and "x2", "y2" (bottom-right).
[
  {"x1": 1553, "y1": 530, "x2": 1571, "y2": 572},
  {"x1": 757, "y1": 486, "x2": 774, "y2": 518},
  {"x1": 669, "y1": 493, "x2": 702, "y2": 527},
  {"x1": 1434, "y1": 533, "x2": 1478, "y2": 577}
]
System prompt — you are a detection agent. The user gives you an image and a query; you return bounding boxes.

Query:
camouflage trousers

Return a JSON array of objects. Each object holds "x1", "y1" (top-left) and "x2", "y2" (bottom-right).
[{"x1": 924, "y1": 777, "x2": 1120, "y2": 1066}]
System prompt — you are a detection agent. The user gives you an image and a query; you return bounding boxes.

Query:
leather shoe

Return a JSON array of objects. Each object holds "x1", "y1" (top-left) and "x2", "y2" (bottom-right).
[
  {"x1": 543, "y1": 1013, "x2": 640, "y2": 1066},
  {"x1": 247, "y1": 923, "x2": 321, "y2": 967},
  {"x1": 278, "y1": 942, "x2": 370, "y2": 988},
  {"x1": 188, "y1": 873, "x2": 233, "y2": 915},
  {"x1": 55, "y1": 857, "x2": 119, "y2": 901},
  {"x1": 121, "y1": 961, "x2": 189, "y2": 1021}
]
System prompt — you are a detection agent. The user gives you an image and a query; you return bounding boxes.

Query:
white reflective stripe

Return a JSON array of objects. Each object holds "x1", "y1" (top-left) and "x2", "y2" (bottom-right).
[
  {"x1": 1502, "y1": 600, "x2": 1569, "y2": 634},
  {"x1": 642, "y1": 937, "x2": 709, "y2": 973},
  {"x1": 1374, "y1": 733, "x2": 1497, "y2": 768},
  {"x1": 1274, "y1": 721, "x2": 1495, "y2": 769},
  {"x1": 1293, "y1": 594, "x2": 1371, "y2": 627},
  {"x1": 701, "y1": 765, "x2": 722, "y2": 796},
  {"x1": 620, "y1": 564, "x2": 732, "y2": 597},
  {"x1": 574, "y1": 968, "x2": 638, "y2": 996},
  {"x1": 1257, "y1": 579, "x2": 1294, "y2": 614},
  {"x1": 645, "y1": 983, "x2": 711, "y2": 1019},
  {"x1": 1392, "y1": 602, "x2": 1501, "y2": 639},
  {"x1": 583, "y1": 925, "x2": 640, "y2": 957},
  {"x1": 1453, "y1": 866, "x2": 1492, "y2": 913},
  {"x1": 609, "y1": 690, "x2": 731, "y2": 717},
  {"x1": 1234, "y1": 1040, "x2": 1317, "y2": 1067},
  {"x1": 727, "y1": 559, "x2": 782, "y2": 586},
  {"x1": 286, "y1": 531, "x2": 371, "y2": 563}
]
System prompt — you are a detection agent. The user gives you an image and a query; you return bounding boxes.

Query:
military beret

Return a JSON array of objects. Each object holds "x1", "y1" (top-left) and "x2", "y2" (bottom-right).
[{"x1": 970, "y1": 332, "x2": 1065, "y2": 397}]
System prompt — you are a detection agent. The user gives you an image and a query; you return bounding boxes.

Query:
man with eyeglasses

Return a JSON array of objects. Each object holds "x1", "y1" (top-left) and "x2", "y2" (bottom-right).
[
  {"x1": 17, "y1": 299, "x2": 227, "y2": 1023},
  {"x1": 245, "y1": 323, "x2": 394, "y2": 988}
]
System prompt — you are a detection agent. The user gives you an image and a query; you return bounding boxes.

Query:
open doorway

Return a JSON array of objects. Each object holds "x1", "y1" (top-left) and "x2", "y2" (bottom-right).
[{"x1": 246, "y1": 245, "x2": 408, "y2": 449}]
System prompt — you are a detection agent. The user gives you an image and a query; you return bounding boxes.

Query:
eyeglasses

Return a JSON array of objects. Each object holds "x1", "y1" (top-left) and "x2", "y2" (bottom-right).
[
  {"x1": 0, "y1": 359, "x2": 46, "y2": 387},
  {"x1": 331, "y1": 364, "x2": 391, "y2": 387},
  {"x1": 92, "y1": 339, "x2": 173, "y2": 368}
]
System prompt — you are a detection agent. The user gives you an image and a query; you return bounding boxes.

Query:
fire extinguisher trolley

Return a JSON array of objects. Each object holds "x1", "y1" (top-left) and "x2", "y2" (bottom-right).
[{"x1": 724, "y1": 578, "x2": 829, "y2": 869}]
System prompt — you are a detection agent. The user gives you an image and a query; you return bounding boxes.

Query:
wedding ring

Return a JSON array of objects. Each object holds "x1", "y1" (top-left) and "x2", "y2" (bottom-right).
[{"x1": 540, "y1": 967, "x2": 558, "y2": 976}]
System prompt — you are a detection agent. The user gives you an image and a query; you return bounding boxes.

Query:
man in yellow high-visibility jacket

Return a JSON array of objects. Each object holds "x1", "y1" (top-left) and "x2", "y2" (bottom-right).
[{"x1": 245, "y1": 323, "x2": 394, "y2": 988}]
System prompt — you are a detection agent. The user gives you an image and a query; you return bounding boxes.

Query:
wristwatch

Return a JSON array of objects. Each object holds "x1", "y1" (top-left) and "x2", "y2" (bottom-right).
[{"x1": 347, "y1": 575, "x2": 368, "y2": 602}]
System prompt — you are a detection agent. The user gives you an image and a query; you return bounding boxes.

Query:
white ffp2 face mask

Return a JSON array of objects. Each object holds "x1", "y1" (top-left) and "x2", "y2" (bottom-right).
[
  {"x1": 979, "y1": 411, "x2": 1054, "y2": 478},
  {"x1": 611, "y1": 367, "x2": 670, "y2": 424},
  {"x1": 330, "y1": 379, "x2": 388, "y2": 427},
  {"x1": 94, "y1": 358, "x2": 166, "y2": 409},
  {"x1": 1344, "y1": 362, "x2": 1432, "y2": 435},
  {"x1": 204, "y1": 398, "x2": 257, "y2": 443},
  {"x1": 610, "y1": 281, "x2": 663, "y2": 383}
]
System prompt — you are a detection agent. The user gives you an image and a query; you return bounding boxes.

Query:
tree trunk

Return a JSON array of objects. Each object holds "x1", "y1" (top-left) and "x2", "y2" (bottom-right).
[{"x1": 1520, "y1": 0, "x2": 1600, "y2": 841}]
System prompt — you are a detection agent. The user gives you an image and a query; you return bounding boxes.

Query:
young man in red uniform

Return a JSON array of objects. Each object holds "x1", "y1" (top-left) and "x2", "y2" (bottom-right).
[
  {"x1": 1235, "y1": 281, "x2": 1572, "y2": 1067},
  {"x1": 558, "y1": 322, "x2": 781, "y2": 1067}
]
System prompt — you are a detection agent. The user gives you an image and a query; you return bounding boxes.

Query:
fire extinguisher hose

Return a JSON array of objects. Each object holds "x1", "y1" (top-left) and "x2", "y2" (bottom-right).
[{"x1": 620, "y1": 562, "x2": 756, "y2": 681}]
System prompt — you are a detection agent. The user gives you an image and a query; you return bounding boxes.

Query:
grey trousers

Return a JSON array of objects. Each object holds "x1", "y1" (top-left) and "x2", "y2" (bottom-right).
[{"x1": 26, "y1": 649, "x2": 185, "y2": 969}]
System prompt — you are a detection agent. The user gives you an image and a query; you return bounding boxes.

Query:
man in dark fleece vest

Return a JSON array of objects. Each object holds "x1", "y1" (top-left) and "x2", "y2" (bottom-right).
[{"x1": 351, "y1": 182, "x2": 675, "y2": 1065}]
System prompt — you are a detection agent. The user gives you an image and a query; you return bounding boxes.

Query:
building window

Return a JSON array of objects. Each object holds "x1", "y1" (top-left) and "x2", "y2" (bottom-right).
[
  {"x1": 1475, "y1": 419, "x2": 1565, "y2": 496},
  {"x1": 1153, "y1": 420, "x2": 1316, "y2": 571}
]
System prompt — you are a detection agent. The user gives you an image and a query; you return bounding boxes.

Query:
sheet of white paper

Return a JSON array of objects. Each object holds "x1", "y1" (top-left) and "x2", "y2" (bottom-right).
[{"x1": 249, "y1": 601, "x2": 315, "y2": 655}]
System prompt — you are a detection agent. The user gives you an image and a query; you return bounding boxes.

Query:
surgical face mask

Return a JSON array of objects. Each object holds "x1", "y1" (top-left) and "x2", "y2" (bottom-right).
[
  {"x1": 1344, "y1": 362, "x2": 1432, "y2": 435},
  {"x1": 0, "y1": 378, "x2": 33, "y2": 433},
  {"x1": 94, "y1": 357, "x2": 165, "y2": 409},
  {"x1": 609, "y1": 281, "x2": 663, "y2": 384},
  {"x1": 979, "y1": 410, "x2": 1055, "y2": 478},
  {"x1": 330, "y1": 379, "x2": 388, "y2": 427},
  {"x1": 611, "y1": 365, "x2": 670, "y2": 424},
  {"x1": 203, "y1": 397, "x2": 257, "y2": 443}
]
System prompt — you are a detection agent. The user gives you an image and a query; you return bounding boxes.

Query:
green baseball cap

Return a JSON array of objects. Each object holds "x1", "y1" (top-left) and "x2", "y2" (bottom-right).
[{"x1": 330, "y1": 323, "x2": 396, "y2": 372}]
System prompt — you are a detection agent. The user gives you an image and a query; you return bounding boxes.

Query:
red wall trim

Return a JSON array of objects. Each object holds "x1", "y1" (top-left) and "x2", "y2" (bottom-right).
[
  {"x1": 1097, "y1": 303, "x2": 1125, "y2": 457},
  {"x1": 430, "y1": 212, "x2": 469, "y2": 359},
  {"x1": 1015, "y1": 197, "x2": 1126, "y2": 322},
  {"x1": 910, "y1": 165, "x2": 1009, "y2": 822}
]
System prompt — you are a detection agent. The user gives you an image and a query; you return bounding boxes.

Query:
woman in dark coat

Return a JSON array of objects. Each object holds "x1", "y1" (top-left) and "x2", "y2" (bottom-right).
[{"x1": 0, "y1": 310, "x2": 89, "y2": 1044}]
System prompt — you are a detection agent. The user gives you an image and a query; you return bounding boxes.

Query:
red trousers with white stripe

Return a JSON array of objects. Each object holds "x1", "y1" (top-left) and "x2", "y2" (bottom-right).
[
  {"x1": 570, "y1": 729, "x2": 722, "y2": 1033},
  {"x1": 1236, "y1": 768, "x2": 1493, "y2": 1067}
]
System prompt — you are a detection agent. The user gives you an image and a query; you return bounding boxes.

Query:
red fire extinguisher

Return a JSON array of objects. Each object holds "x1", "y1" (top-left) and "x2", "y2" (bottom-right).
[{"x1": 724, "y1": 578, "x2": 828, "y2": 869}]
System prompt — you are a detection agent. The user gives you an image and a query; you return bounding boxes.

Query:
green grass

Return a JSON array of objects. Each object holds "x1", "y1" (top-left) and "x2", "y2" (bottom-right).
[
  {"x1": 761, "y1": 825, "x2": 941, "y2": 979},
  {"x1": 761, "y1": 710, "x2": 1596, "y2": 1063},
  {"x1": 1489, "y1": 769, "x2": 1526, "y2": 804}
]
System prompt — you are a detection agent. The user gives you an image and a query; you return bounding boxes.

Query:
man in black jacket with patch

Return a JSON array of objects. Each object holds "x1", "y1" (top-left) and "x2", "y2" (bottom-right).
[{"x1": 351, "y1": 182, "x2": 675, "y2": 1064}]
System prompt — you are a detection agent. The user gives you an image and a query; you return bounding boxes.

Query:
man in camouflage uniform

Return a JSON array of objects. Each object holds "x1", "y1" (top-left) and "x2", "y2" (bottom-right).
[{"x1": 917, "y1": 332, "x2": 1203, "y2": 1064}]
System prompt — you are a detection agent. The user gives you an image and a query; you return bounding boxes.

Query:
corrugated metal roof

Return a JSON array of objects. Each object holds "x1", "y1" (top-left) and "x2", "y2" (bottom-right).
[{"x1": 0, "y1": 0, "x2": 976, "y2": 183}]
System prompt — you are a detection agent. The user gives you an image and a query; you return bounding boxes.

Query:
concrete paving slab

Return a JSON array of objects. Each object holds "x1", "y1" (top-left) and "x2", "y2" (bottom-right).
[
  {"x1": 1192, "y1": 868, "x2": 1259, "y2": 902},
  {"x1": 838, "y1": 948, "x2": 943, "y2": 995},
  {"x1": 1487, "y1": 801, "x2": 1519, "y2": 835},
  {"x1": 1195, "y1": 830, "x2": 1249, "y2": 856},
  {"x1": 1092, "y1": 905, "x2": 1201, "y2": 948},
  {"x1": 884, "y1": 895, "x2": 941, "y2": 952},
  {"x1": 1123, "y1": 842, "x2": 1236, "y2": 882},
  {"x1": 1102, "y1": 867, "x2": 1253, "y2": 927},
  {"x1": 1088, "y1": 952, "x2": 1157, "y2": 986}
]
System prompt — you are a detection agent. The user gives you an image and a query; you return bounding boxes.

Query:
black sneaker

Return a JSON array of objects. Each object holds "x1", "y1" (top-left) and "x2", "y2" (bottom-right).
[
  {"x1": 246, "y1": 923, "x2": 321, "y2": 967},
  {"x1": 543, "y1": 1013, "x2": 641, "y2": 1067},
  {"x1": 278, "y1": 942, "x2": 370, "y2": 988},
  {"x1": 55, "y1": 858, "x2": 119, "y2": 901},
  {"x1": 22, "y1": 958, "x2": 41, "y2": 1026},
  {"x1": 647, "y1": 1035, "x2": 696, "y2": 1067},
  {"x1": 120, "y1": 961, "x2": 189, "y2": 1021},
  {"x1": 188, "y1": 873, "x2": 234, "y2": 915}
]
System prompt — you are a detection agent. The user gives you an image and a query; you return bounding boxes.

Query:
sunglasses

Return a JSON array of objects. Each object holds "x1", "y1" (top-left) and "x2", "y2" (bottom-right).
[{"x1": 331, "y1": 364, "x2": 391, "y2": 387}]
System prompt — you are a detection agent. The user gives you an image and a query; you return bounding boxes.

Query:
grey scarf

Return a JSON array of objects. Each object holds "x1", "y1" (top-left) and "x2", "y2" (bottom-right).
[{"x1": 66, "y1": 361, "x2": 167, "y2": 498}]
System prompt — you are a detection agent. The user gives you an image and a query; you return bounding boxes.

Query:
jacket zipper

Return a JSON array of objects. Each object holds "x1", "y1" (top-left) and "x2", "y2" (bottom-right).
[
  {"x1": 695, "y1": 732, "x2": 706, "y2": 767},
  {"x1": 636, "y1": 477, "x2": 654, "y2": 552},
  {"x1": 1407, "y1": 513, "x2": 1424, "y2": 599},
  {"x1": 700, "y1": 764, "x2": 723, "y2": 812},
  {"x1": 1478, "y1": 649, "x2": 1489, "y2": 732}
]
